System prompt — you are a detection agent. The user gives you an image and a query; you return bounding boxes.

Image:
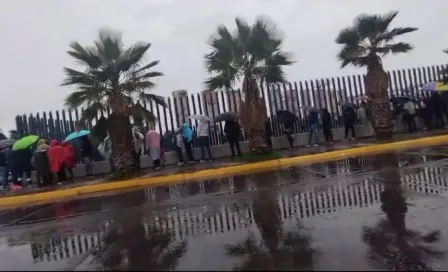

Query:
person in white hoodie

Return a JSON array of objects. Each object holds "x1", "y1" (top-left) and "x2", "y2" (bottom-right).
[
  {"x1": 197, "y1": 119, "x2": 213, "y2": 162},
  {"x1": 132, "y1": 126, "x2": 144, "y2": 169}
]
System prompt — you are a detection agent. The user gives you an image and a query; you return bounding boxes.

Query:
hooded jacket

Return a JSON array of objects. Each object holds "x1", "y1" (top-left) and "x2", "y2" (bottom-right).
[
  {"x1": 182, "y1": 123, "x2": 193, "y2": 143},
  {"x1": 61, "y1": 141, "x2": 75, "y2": 168},
  {"x1": 48, "y1": 140, "x2": 64, "y2": 173}
]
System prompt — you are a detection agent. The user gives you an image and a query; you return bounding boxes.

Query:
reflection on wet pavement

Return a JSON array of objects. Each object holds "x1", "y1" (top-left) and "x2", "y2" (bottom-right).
[{"x1": 1, "y1": 147, "x2": 448, "y2": 270}]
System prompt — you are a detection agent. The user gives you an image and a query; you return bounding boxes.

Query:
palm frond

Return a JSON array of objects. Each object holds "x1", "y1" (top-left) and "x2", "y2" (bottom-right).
[
  {"x1": 67, "y1": 42, "x2": 102, "y2": 68},
  {"x1": 94, "y1": 28, "x2": 124, "y2": 63},
  {"x1": 139, "y1": 93, "x2": 167, "y2": 107},
  {"x1": 335, "y1": 27, "x2": 360, "y2": 46},
  {"x1": 61, "y1": 68, "x2": 97, "y2": 87},
  {"x1": 64, "y1": 88, "x2": 105, "y2": 109},
  {"x1": 133, "y1": 60, "x2": 160, "y2": 74},
  {"x1": 81, "y1": 102, "x2": 106, "y2": 122},
  {"x1": 117, "y1": 42, "x2": 152, "y2": 72},
  {"x1": 235, "y1": 17, "x2": 251, "y2": 47},
  {"x1": 377, "y1": 10, "x2": 399, "y2": 33},
  {"x1": 378, "y1": 42, "x2": 413, "y2": 55},
  {"x1": 204, "y1": 73, "x2": 235, "y2": 90},
  {"x1": 377, "y1": 27, "x2": 418, "y2": 42},
  {"x1": 130, "y1": 103, "x2": 157, "y2": 125}
]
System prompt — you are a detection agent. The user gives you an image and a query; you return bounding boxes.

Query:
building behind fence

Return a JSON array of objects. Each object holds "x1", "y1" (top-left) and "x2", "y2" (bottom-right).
[{"x1": 15, "y1": 64, "x2": 446, "y2": 149}]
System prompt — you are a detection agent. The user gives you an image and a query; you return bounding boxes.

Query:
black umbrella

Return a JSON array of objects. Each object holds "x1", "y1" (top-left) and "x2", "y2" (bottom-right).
[
  {"x1": 0, "y1": 139, "x2": 15, "y2": 149},
  {"x1": 215, "y1": 112, "x2": 238, "y2": 122},
  {"x1": 390, "y1": 96, "x2": 416, "y2": 104},
  {"x1": 276, "y1": 110, "x2": 296, "y2": 124}
]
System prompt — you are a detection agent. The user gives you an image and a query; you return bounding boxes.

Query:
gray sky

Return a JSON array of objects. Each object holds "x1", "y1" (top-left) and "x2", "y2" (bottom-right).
[{"x1": 0, "y1": 0, "x2": 446, "y2": 133}]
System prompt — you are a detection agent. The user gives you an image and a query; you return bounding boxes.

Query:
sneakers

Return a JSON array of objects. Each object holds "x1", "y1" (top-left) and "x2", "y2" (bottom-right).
[
  {"x1": 200, "y1": 160, "x2": 206, "y2": 163},
  {"x1": 312, "y1": 144, "x2": 319, "y2": 147},
  {"x1": 177, "y1": 162, "x2": 184, "y2": 166}
]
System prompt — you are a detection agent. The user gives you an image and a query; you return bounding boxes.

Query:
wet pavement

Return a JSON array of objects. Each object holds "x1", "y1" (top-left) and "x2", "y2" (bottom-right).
[{"x1": 1, "y1": 145, "x2": 448, "y2": 270}]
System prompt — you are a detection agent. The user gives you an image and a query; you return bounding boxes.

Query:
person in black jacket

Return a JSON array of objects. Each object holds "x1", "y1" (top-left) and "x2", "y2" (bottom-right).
[
  {"x1": 265, "y1": 118, "x2": 273, "y2": 150},
  {"x1": 343, "y1": 105, "x2": 356, "y2": 141},
  {"x1": 224, "y1": 120, "x2": 242, "y2": 157},
  {"x1": 322, "y1": 108, "x2": 334, "y2": 144},
  {"x1": 429, "y1": 92, "x2": 445, "y2": 128}
]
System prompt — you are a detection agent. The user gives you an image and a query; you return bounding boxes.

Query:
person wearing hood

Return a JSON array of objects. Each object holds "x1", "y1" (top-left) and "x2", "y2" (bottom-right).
[
  {"x1": 224, "y1": 120, "x2": 242, "y2": 157},
  {"x1": 197, "y1": 119, "x2": 213, "y2": 162},
  {"x1": 61, "y1": 141, "x2": 75, "y2": 180},
  {"x1": 146, "y1": 126, "x2": 161, "y2": 170},
  {"x1": 48, "y1": 140, "x2": 65, "y2": 184},
  {"x1": 32, "y1": 139, "x2": 51, "y2": 187},
  {"x1": 132, "y1": 126, "x2": 144, "y2": 170},
  {"x1": 181, "y1": 123, "x2": 195, "y2": 163}
]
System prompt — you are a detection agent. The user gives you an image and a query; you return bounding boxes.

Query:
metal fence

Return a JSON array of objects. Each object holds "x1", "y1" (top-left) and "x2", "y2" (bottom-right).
[{"x1": 15, "y1": 64, "x2": 447, "y2": 149}]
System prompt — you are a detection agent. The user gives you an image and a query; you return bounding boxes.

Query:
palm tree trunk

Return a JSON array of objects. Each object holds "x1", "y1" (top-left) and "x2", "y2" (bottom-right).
[
  {"x1": 108, "y1": 113, "x2": 136, "y2": 173},
  {"x1": 365, "y1": 62, "x2": 394, "y2": 140},
  {"x1": 240, "y1": 75, "x2": 270, "y2": 153}
]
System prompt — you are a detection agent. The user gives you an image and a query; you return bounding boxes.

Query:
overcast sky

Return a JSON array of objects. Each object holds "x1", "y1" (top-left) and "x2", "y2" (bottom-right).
[{"x1": 0, "y1": 0, "x2": 446, "y2": 133}]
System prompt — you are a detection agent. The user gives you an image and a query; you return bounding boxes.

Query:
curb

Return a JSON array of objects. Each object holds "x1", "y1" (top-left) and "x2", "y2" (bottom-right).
[{"x1": 1, "y1": 135, "x2": 448, "y2": 208}]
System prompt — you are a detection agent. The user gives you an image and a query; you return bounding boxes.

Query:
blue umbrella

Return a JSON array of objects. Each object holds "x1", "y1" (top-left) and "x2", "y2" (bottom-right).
[{"x1": 65, "y1": 130, "x2": 91, "y2": 141}]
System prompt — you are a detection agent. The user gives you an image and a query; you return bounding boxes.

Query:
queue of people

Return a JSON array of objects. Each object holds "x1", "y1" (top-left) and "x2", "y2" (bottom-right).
[{"x1": 0, "y1": 136, "x2": 94, "y2": 190}]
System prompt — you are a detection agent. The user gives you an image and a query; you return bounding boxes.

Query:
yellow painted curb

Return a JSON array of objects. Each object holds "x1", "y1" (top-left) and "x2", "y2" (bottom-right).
[{"x1": 1, "y1": 134, "x2": 447, "y2": 208}]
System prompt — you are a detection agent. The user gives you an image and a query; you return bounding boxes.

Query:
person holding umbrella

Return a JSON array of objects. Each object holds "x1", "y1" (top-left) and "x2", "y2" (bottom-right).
[
  {"x1": 12, "y1": 135, "x2": 39, "y2": 186},
  {"x1": 224, "y1": 119, "x2": 242, "y2": 157},
  {"x1": 403, "y1": 99, "x2": 417, "y2": 133},
  {"x1": 48, "y1": 140, "x2": 65, "y2": 184},
  {"x1": 61, "y1": 141, "x2": 75, "y2": 180},
  {"x1": 307, "y1": 108, "x2": 319, "y2": 147}
]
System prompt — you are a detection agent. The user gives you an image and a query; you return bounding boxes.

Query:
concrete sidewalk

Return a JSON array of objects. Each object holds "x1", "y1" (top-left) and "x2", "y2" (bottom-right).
[{"x1": 0, "y1": 130, "x2": 447, "y2": 207}]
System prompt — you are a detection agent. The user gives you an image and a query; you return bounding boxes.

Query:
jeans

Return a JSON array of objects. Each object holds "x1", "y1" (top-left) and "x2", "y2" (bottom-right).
[
  {"x1": 0, "y1": 166, "x2": 8, "y2": 186},
  {"x1": 198, "y1": 136, "x2": 212, "y2": 160},
  {"x1": 184, "y1": 141, "x2": 195, "y2": 161},
  {"x1": 83, "y1": 156, "x2": 93, "y2": 176},
  {"x1": 308, "y1": 124, "x2": 318, "y2": 145},
  {"x1": 228, "y1": 138, "x2": 242, "y2": 156},
  {"x1": 344, "y1": 122, "x2": 355, "y2": 139}
]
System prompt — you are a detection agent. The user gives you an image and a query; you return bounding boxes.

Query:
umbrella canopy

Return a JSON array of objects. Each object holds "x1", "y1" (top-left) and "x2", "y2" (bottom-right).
[
  {"x1": 189, "y1": 115, "x2": 210, "y2": 121},
  {"x1": 12, "y1": 135, "x2": 39, "y2": 151},
  {"x1": 65, "y1": 130, "x2": 91, "y2": 142},
  {"x1": 215, "y1": 112, "x2": 238, "y2": 122},
  {"x1": 276, "y1": 110, "x2": 296, "y2": 124},
  {"x1": 300, "y1": 106, "x2": 319, "y2": 112},
  {"x1": 0, "y1": 139, "x2": 15, "y2": 149},
  {"x1": 339, "y1": 101, "x2": 356, "y2": 108},
  {"x1": 390, "y1": 96, "x2": 416, "y2": 104},
  {"x1": 421, "y1": 81, "x2": 448, "y2": 92}
]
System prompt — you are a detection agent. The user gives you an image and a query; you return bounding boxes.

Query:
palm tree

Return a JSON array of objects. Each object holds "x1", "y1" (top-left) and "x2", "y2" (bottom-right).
[
  {"x1": 61, "y1": 28, "x2": 165, "y2": 173},
  {"x1": 204, "y1": 16, "x2": 294, "y2": 153},
  {"x1": 363, "y1": 154, "x2": 444, "y2": 270},
  {"x1": 335, "y1": 11, "x2": 418, "y2": 139},
  {"x1": 226, "y1": 173, "x2": 316, "y2": 270}
]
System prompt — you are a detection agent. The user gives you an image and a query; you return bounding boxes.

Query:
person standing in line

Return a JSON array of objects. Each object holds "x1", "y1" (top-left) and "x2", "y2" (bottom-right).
[
  {"x1": 15, "y1": 147, "x2": 33, "y2": 186},
  {"x1": 174, "y1": 129, "x2": 185, "y2": 166},
  {"x1": 307, "y1": 110, "x2": 319, "y2": 147},
  {"x1": 81, "y1": 136, "x2": 93, "y2": 176},
  {"x1": 343, "y1": 105, "x2": 356, "y2": 141},
  {"x1": 283, "y1": 119, "x2": 294, "y2": 149},
  {"x1": 61, "y1": 141, "x2": 75, "y2": 180},
  {"x1": 5, "y1": 147, "x2": 17, "y2": 186},
  {"x1": 197, "y1": 119, "x2": 213, "y2": 162},
  {"x1": 403, "y1": 100, "x2": 417, "y2": 133},
  {"x1": 429, "y1": 92, "x2": 445, "y2": 128},
  {"x1": 224, "y1": 120, "x2": 242, "y2": 157},
  {"x1": 48, "y1": 140, "x2": 64, "y2": 184},
  {"x1": 32, "y1": 139, "x2": 51, "y2": 187},
  {"x1": 0, "y1": 148, "x2": 8, "y2": 190},
  {"x1": 265, "y1": 118, "x2": 273, "y2": 150},
  {"x1": 181, "y1": 123, "x2": 195, "y2": 163},
  {"x1": 132, "y1": 126, "x2": 144, "y2": 170},
  {"x1": 419, "y1": 97, "x2": 431, "y2": 130},
  {"x1": 321, "y1": 108, "x2": 334, "y2": 145},
  {"x1": 146, "y1": 127, "x2": 162, "y2": 170}
]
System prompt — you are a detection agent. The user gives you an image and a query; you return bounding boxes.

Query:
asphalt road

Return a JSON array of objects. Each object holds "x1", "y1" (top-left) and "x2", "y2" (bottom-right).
[{"x1": 1, "y1": 146, "x2": 448, "y2": 271}]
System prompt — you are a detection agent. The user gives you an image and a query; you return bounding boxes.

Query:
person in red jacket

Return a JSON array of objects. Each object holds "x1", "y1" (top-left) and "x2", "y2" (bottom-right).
[
  {"x1": 47, "y1": 140, "x2": 64, "y2": 184},
  {"x1": 61, "y1": 141, "x2": 75, "y2": 180}
]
